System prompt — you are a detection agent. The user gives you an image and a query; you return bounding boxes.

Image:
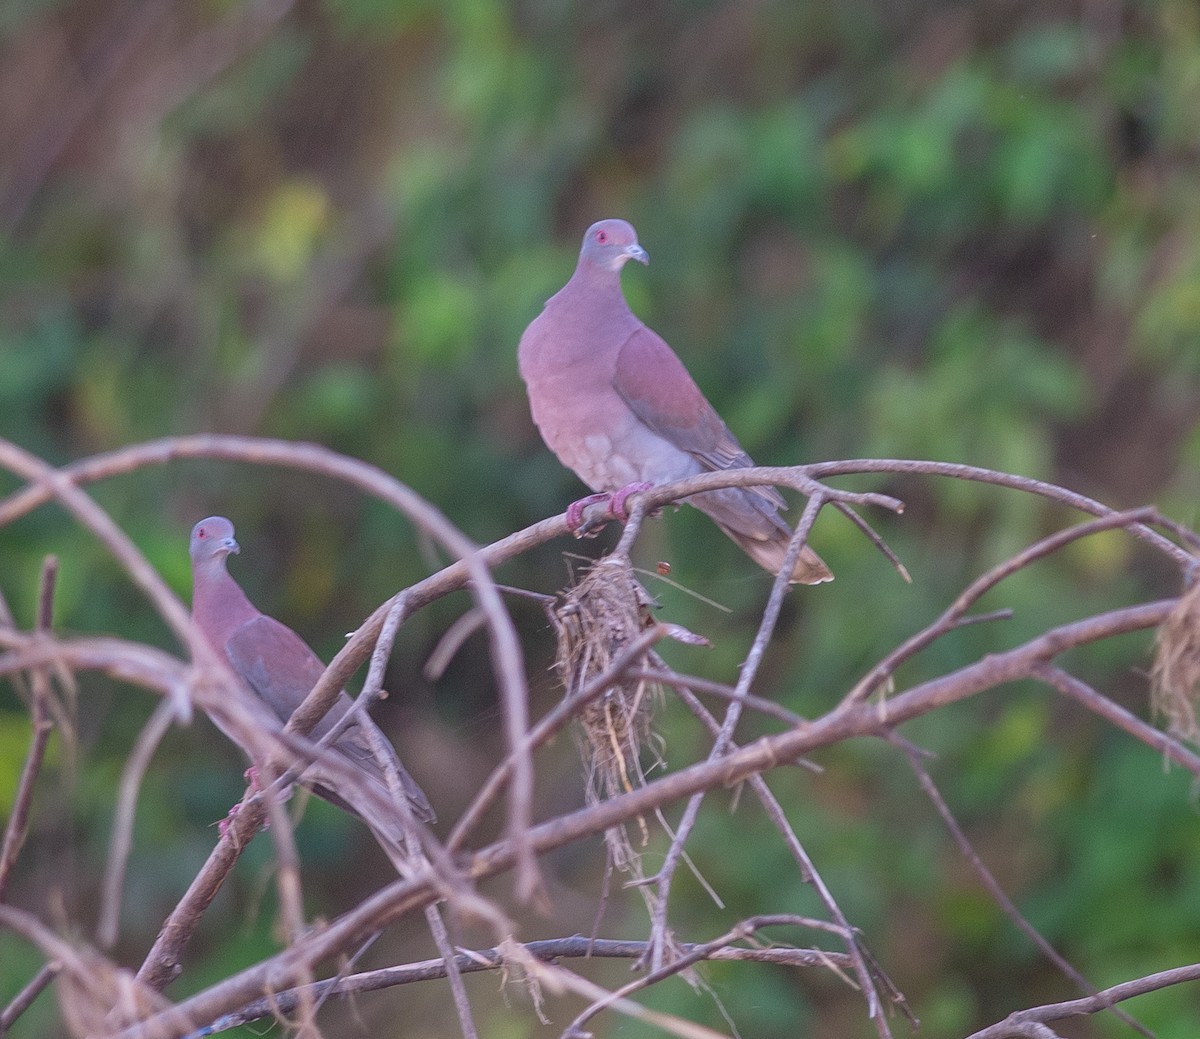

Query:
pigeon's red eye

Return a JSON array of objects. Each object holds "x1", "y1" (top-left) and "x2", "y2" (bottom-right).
[
  {"x1": 596, "y1": 230, "x2": 608, "y2": 244},
  {"x1": 197, "y1": 528, "x2": 207, "y2": 539}
]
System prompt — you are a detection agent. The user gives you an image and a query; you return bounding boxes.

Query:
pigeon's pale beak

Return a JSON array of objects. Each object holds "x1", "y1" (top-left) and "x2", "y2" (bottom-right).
[
  {"x1": 223, "y1": 537, "x2": 240, "y2": 555},
  {"x1": 624, "y1": 243, "x2": 649, "y2": 265}
]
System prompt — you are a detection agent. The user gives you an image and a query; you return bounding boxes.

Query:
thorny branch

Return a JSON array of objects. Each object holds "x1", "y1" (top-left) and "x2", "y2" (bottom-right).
[{"x1": 0, "y1": 435, "x2": 1197, "y2": 1039}]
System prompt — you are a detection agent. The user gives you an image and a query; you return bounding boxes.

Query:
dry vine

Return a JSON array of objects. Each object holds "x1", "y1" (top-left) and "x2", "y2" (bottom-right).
[{"x1": 0, "y1": 432, "x2": 1197, "y2": 1039}]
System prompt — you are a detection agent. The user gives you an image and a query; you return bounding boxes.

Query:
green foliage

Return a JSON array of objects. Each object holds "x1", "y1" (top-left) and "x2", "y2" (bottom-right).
[{"x1": 1, "y1": 0, "x2": 1198, "y2": 1036}]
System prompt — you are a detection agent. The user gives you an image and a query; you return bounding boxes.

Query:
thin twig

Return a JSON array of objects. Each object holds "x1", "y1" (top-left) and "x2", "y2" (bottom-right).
[
  {"x1": 808, "y1": 461, "x2": 1190, "y2": 567},
  {"x1": 845, "y1": 507, "x2": 1162, "y2": 706},
  {"x1": 0, "y1": 558, "x2": 58, "y2": 905},
  {"x1": 423, "y1": 903, "x2": 479, "y2": 1039},
  {"x1": 447, "y1": 623, "x2": 674, "y2": 853},
  {"x1": 639, "y1": 492, "x2": 896, "y2": 1035},
  {"x1": 424, "y1": 608, "x2": 487, "y2": 680},
  {"x1": 0, "y1": 903, "x2": 174, "y2": 1031},
  {"x1": 630, "y1": 666, "x2": 813, "y2": 730},
  {"x1": 0, "y1": 439, "x2": 195, "y2": 719},
  {"x1": 107, "y1": 599, "x2": 1174, "y2": 1039},
  {"x1": 641, "y1": 499, "x2": 814, "y2": 947},
  {"x1": 197, "y1": 934, "x2": 854, "y2": 1033},
  {"x1": 672, "y1": 682, "x2": 912, "y2": 1018},
  {"x1": 0, "y1": 959, "x2": 61, "y2": 1035},
  {"x1": 673, "y1": 681, "x2": 912, "y2": 1022},
  {"x1": 254, "y1": 761, "x2": 320, "y2": 1039},
  {"x1": 507, "y1": 944, "x2": 729, "y2": 1039},
  {"x1": 830, "y1": 500, "x2": 911, "y2": 582},
  {"x1": 891, "y1": 733, "x2": 1150, "y2": 1038},
  {"x1": 98, "y1": 699, "x2": 178, "y2": 948},
  {"x1": 563, "y1": 915, "x2": 850, "y2": 1036},
  {"x1": 348, "y1": 598, "x2": 481, "y2": 1039},
  {"x1": 1034, "y1": 663, "x2": 1200, "y2": 778},
  {"x1": 962, "y1": 962, "x2": 1200, "y2": 1039}
]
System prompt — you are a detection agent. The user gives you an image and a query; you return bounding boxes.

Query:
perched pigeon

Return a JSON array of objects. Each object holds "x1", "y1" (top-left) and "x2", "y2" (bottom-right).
[
  {"x1": 518, "y1": 218, "x2": 832, "y2": 584},
  {"x1": 189, "y1": 516, "x2": 435, "y2": 843}
]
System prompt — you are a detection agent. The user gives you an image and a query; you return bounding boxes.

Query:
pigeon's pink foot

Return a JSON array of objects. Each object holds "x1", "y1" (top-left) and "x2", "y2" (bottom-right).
[
  {"x1": 217, "y1": 797, "x2": 271, "y2": 840},
  {"x1": 566, "y1": 492, "x2": 615, "y2": 535},
  {"x1": 218, "y1": 802, "x2": 241, "y2": 840},
  {"x1": 610, "y1": 482, "x2": 654, "y2": 522},
  {"x1": 217, "y1": 767, "x2": 272, "y2": 840}
]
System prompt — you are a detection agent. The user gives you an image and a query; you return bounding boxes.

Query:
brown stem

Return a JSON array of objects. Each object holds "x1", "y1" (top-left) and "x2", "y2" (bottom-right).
[{"x1": 0, "y1": 558, "x2": 59, "y2": 905}]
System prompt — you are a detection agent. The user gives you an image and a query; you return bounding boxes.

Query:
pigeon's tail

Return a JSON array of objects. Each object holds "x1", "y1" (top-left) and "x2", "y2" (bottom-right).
[
  {"x1": 713, "y1": 521, "x2": 834, "y2": 585},
  {"x1": 314, "y1": 766, "x2": 434, "y2": 877},
  {"x1": 311, "y1": 757, "x2": 436, "y2": 834},
  {"x1": 688, "y1": 485, "x2": 834, "y2": 585},
  {"x1": 392, "y1": 763, "x2": 438, "y2": 825}
]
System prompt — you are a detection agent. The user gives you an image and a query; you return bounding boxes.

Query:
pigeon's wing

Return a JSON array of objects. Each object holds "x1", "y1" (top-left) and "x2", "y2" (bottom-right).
[
  {"x1": 613, "y1": 325, "x2": 787, "y2": 510},
  {"x1": 226, "y1": 616, "x2": 435, "y2": 822}
]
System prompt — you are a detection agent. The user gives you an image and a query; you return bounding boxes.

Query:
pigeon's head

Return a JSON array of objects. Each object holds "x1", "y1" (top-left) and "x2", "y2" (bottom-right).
[
  {"x1": 190, "y1": 516, "x2": 240, "y2": 566},
  {"x1": 579, "y1": 219, "x2": 649, "y2": 272}
]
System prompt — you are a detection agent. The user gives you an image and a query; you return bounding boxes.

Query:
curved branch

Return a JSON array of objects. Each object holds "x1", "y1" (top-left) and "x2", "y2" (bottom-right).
[
  {"x1": 963, "y1": 962, "x2": 1200, "y2": 1039},
  {"x1": 200, "y1": 932, "x2": 855, "y2": 1035},
  {"x1": 109, "y1": 599, "x2": 1174, "y2": 1039},
  {"x1": 0, "y1": 439, "x2": 196, "y2": 720},
  {"x1": 1, "y1": 436, "x2": 1191, "y2": 1039},
  {"x1": 0, "y1": 434, "x2": 539, "y2": 906},
  {"x1": 845, "y1": 507, "x2": 1165, "y2": 706},
  {"x1": 807, "y1": 459, "x2": 1190, "y2": 566}
]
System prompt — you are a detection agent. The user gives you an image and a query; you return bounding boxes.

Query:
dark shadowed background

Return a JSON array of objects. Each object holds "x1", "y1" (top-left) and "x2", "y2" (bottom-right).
[{"x1": 1, "y1": 0, "x2": 1199, "y2": 1036}]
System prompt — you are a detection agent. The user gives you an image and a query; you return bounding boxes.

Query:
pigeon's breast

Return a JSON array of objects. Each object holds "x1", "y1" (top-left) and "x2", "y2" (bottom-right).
[
  {"x1": 519, "y1": 296, "x2": 698, "y2": 491},
  {"x1": 529, "y1": 367, "x2": 698, "y2": 492}
]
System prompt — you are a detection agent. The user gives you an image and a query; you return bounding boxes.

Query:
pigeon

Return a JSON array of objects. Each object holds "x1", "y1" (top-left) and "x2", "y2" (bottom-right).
[
  {"x1": 518, "y1": 218, "x2": 832, "y2": 584},
  {"x1": 189, "y1": 516, "x2": 435, "y2": 845}
]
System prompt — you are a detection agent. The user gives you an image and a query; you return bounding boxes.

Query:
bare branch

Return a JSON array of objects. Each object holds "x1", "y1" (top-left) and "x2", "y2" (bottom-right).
[
  {"x1": 424, "y1": 607, "x2": 487, "y2": 680},
  {"x1": 846, "y1": 507, "x2": 1164, "y2": 706},
  {"x1": 1034, "y1": 664, "x2": 1200, "y2": 779},
  {"x1": 670, "y1": 683, "x2": 911, "y2": 1026},
  {"x1": 447, "y1": 623, "x2": 675, "y2": 853},
  {"x1": 423, "y1": 903, "x2": 479, "y2": 1039},
  {"x1": 0, "y1": 904, "x2": 173, "y2": 1035},
  {"x1": 2, "y1": 435, "x2": 1194, "y2": 1039},
  {"x1": 563, "y1": 915, "x2": 857, "y2": 1037},
  {"x1": 641, "y1": 494, "x2": 828, "y2": 972},
  {"x1": 196, "y1": 934, "x2": 855, "y2": 1034},
  {"x1": 127, "y1": 598, "x2": 1172, "y2": 1035},
  {"x1": 891, "y1": 733, "x2": 1151, "y2": 1038},
  {"x1": 830, "y1": 499, "x2": 912, "y2": 582},
  {"x1": 627, "y1": 666, "x2": 813, "y2": 730},
  {"x1": 98, "y1": 699, "x2": 178, "y2": 949},
  {"x1": 808, "y1": 460, "x2": 1191, "y2": 566},
  {"x1": 0, "y1": 959, "x2": 61, "y2": 1034},
  {"x1": 0, "y1": 558, "x2": 59, "y2": 904},
  {"x1": 963, "y1": 962, "x2": 1200, "y2": 1038},
  {"x1": 0, "y1": 439, "x2": 195, "y2": 720}
]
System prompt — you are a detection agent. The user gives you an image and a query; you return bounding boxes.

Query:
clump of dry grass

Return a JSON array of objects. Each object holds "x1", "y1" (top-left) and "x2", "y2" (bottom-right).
[
  {"x1": 550, "y1": 555, "x2": 715, "y2": 972},
  {"x1": 1152, "y1": 574, "x2": 1200, "y2": 742},
  {"x1": 551, "y1": 556, "x2": 665, "y2": 875}
]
